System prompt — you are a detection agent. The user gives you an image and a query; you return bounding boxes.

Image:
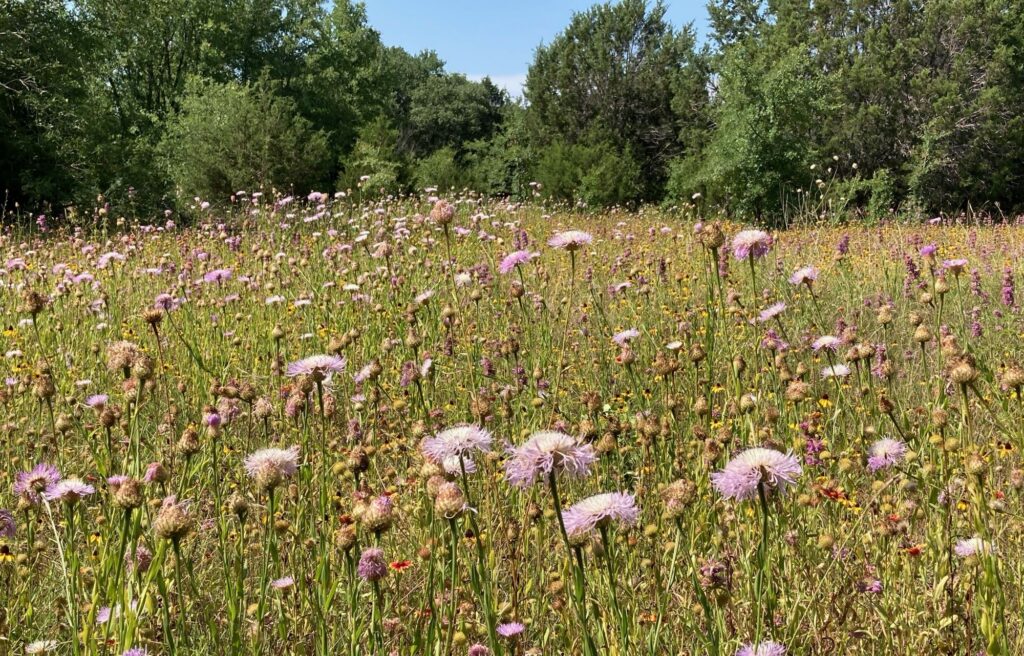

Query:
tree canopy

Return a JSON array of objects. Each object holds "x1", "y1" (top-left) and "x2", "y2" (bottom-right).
[{"x1": 4, "y1": 0, "x2": 1024, "y2": 222}]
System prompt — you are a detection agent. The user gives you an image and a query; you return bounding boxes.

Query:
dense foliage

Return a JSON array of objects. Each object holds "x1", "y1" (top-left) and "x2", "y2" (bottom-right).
[{"x1": 3, "y1": 0, "x2": 1024, "y2": 221}]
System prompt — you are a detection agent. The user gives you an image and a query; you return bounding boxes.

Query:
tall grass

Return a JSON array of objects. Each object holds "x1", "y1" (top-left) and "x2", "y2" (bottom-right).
[{"x1": 1, "y1": 194, "x2": 1024, "y2": 655}]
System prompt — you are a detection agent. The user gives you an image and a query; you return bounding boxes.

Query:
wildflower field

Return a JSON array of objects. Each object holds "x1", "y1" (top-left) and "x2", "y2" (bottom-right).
[{"x1": 3, "y1": 197, "x2": 1024, "y2": 656}]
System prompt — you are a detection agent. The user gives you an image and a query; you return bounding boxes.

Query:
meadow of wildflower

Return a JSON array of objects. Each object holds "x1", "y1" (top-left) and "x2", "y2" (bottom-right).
[{"x1": 2, "y1": 196, "x2": 1024, "y2": 656}]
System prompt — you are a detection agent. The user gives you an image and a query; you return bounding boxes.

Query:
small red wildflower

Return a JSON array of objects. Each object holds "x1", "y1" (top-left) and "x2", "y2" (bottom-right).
[{"x1": 903, "y1": 544, "x2": 925, "y2": 556}]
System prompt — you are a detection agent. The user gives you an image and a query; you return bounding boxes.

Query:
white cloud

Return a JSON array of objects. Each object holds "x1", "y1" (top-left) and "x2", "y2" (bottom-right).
[{"x1": 467, "y1": 73, "x2": 527, "y2": 99}]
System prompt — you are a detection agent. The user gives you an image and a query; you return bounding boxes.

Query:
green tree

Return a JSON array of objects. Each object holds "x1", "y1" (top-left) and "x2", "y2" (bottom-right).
[
  {"x1": 463, "y1": 104, "x2": 532, "y2": 198},
  {"x1": 406, "y1": 75, "x2": 506, "y2": 158},
  {"x1": 670, "y1": 45, "x2": 835, "y2": 220},
  {"x1": 159, "y1": 78, "x2": 330, "y2": 201},
  {"x1": 413, "y1": 147, "x2": 466, "y2": 192},
  {"x1": 1, "y1": 0, "x2": 97, "y2": 207},
  {"x1": 287, "y1": 1, "x2": 389, "y2": 179},
  {"x1": 339, "y1": 116, "x2": 405, "y2": 194},
  {"x1": 534, "y1": 140, "x2": 643, "y2": 207},
  {"x1": 525, "y1": 0, "x2": 708, "y2": 201}
]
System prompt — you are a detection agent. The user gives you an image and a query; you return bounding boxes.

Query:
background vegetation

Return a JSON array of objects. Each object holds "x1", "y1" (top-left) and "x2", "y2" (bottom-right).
[{"x1": 3, "y1": 0, "x2": 1024, "y2": 222}]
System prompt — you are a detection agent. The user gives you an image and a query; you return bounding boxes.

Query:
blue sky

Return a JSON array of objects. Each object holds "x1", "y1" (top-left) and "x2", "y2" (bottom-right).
[{"x1": 362, "y1": 1, "x2": 710, "y2": 97}]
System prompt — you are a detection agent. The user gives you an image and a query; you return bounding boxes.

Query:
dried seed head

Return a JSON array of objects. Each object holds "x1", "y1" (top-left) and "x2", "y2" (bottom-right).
[
  {"x1": 1000, "y1": 364, "x2": 1024, "y2": 391},
  {"x1": 433, "y1": 482, "x2": 467, "y2": 518},
  {"x1": 661, "y1": 479, "x2": 697, "y2": 519},
  {"x1": 334, "y1": 523, "x2": 357, "y2": 552},
  {"x1": 153, "y1": 496, "x2": 194, "y2": 541},
  {"x1": 948, "y1": 357, "x2": 978, "y2": 385},
  {"x1": 113, "y1": 478, "x2": 144, "y2": 510},
  {"x1": 784, "y1": 381, "x2": 810, "y2": 403}
]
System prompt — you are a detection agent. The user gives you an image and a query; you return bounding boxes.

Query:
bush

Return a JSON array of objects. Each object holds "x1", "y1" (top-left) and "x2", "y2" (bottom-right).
[
  {"x1": 578, "y1": 146, "x2": 642, "y2": 207},
  {"x1": 533, "y1": 140, "x2": 643, "y2": 206},
  {"x1": 337, "y1": 117, "x2": 405, "y2": 195},
  {"x1": 461, "y1": 109, "x2": 532, "y2": 199},
  {"x1": 866, "y1": 168, "x2": 897, "y2": 219},
  {"x1": 412, "y1": 148, "x2": 465, "y2": 192},
  {"x1": 160, "y1": 79, "x2": 330, "y2": 202},
  {"x1": 664, "y1": 154, "x2": 705, "y2": 207}
]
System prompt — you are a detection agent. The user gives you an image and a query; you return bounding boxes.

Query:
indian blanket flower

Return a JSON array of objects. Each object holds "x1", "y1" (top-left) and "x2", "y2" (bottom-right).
[
  {"x1": 867, "y1": 438, "x2": 907, "y2": 472},
  {"x1": 421, "y1": 424, "x2": 493, "y2": 464},
  {"x1": 14, "y1": 463, "x2": 61, "y2": 504},
  {"x1": 357, "y1": 547, "x2": 388, "y2": 582},
  {"x1": 789, "y1": 266, "x2": 818, "y2": 286},
  {"x1": 286, "y1": 354, "x2": 347, "y2": 379},
  {"x1": 955, "y1": 537, "x2": 996, "y2": 558},
  {"x1": 504, "y1": 431, "x2": 597, "y2": 488},
  {"x1": 711, "y1": 448, "x2": 803, "y2": 501},
  {"x1": 43, "y1": 478, "x2": 95, "y2": 504},
  {"x1": 244, "y1": 446, "x2": 300, "y2": 491},
  {"x1": 736, "y1": 641, "x2": 786, "y2": 656},
  {"x1": 561, "y1": 492, "x2": 639, "y2": 539},
  {"x1": 548, "y1": 230, "x2": 593, "y2": 251},
  {"x1": 499, "y1": 250, "x2": 539, "y2": 274},
  {"x1": 731, "y1": 229, "x2": 773, "y2": 259}
]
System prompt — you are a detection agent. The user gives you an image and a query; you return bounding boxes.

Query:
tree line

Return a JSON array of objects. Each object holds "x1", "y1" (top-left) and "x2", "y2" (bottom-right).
[{"x1": 3, "y1": 0, "x2": 1023, "y2": 223}]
